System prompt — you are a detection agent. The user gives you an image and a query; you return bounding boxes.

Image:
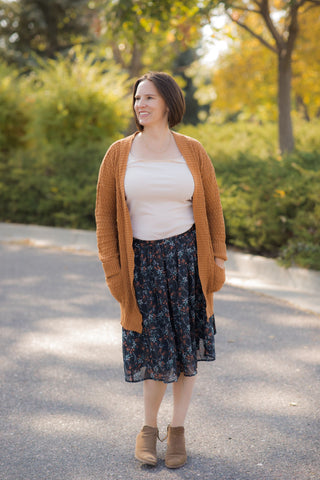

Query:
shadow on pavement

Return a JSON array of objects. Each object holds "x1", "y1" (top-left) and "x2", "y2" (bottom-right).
[{"x1": 0, "y1": 243, "x2": 319, "y2": 480}]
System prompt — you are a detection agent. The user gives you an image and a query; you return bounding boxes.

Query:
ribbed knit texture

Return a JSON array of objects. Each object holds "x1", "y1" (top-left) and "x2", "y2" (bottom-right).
[{"x1": 95, "y1": 131, "x2": 227, "y2": 333}]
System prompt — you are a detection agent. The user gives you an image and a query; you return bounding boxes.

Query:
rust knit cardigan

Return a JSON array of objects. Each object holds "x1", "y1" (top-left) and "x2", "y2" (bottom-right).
[{"x1": 95, "y1": 131, "x2": 227, "y2": 333}]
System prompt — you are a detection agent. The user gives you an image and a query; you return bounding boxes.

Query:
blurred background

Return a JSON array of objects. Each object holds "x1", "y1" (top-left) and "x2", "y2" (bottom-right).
[{"x1": 0, "y1": 0, "x2": 319, "y2": 270}]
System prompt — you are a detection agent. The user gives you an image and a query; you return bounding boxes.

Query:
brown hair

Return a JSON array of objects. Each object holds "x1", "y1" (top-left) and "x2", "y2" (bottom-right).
[{"x1": 132, "y1": 72, "x2": 185, "y2": 131}]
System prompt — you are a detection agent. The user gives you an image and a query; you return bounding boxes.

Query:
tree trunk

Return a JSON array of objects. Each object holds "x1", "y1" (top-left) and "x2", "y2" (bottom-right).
[
  {"x1": 277, "y1": 51, "x2": 294, "y2": 153},
  {"x1": 129, "y1": 42, "x2": 143, "y2": 78},
  {"x1": 125, "y1": 43, "x2": 143, "y2": 135},
  {"x1": 296, "y1": 94, "x2": 310, "y2": 122}
]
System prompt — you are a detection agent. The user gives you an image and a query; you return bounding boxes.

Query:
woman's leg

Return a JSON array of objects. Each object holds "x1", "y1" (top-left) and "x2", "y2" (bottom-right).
[
  {"x1": 135, "y1": 380, "x2": 167, "y2": 465},
  {"x1": 143, "y1": 379, "x2": 167, "y2": 427},
  {"x1": 165, "y1": 374, "x2": 196, "y2": 468},
  {"x1": 171, "y1": 374, "x2": 196, "y2": 426}
]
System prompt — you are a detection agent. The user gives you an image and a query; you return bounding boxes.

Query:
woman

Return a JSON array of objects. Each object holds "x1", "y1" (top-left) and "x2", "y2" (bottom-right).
[{"x1": 95, "y1": 72, "x2": 227, "y2": 469}]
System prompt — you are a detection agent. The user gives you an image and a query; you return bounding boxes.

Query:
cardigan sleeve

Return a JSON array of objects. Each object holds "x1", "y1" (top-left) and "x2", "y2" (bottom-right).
[
  {"x1": 197, "y1": 142, "x2": 227, "y2": 261},
  {"x1": 95, "y1": 142, "x2": 122, "y2": 281}
]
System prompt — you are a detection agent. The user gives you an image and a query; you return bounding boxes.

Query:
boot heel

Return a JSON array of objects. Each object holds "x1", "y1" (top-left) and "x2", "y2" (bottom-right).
[
  {"x1": 135, "y1": 425, "x2": 158, "y2": 466},
  {"x1": 165, "y1": 425, "x2": 187, "y2": 469}
]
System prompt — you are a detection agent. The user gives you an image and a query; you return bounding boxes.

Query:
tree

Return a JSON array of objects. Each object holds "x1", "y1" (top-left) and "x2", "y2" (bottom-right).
[
  {"x1": 0, "y1": 0, "x2": 97, "y2": 67},
  {"x1": 95, "y1": 1, "x2": 205, "y2": 131},
  {"x1": 99, "y1": 0, "x2": 202, "y2": 78},
  {"x1": 208, "y1": 0, "x2": 320, "y2": 153},
  {"x1": 212, "y1": 5, "x2": 320, "y2": 123},
  {"x1": 292, "y1": 5, "x2": 320, "y2": 120}
]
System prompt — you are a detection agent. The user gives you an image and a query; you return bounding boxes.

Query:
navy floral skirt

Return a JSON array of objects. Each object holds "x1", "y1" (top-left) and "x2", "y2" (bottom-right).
[{"x1": 122, "y1": 225, "x2": 216, "y2": 383}]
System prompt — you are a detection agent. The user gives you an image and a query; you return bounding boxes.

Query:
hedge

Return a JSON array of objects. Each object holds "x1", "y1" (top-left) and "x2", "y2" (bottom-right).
[
  {"x1": 181, "y1": 121, "x2": 320, "y2": 270},
  {"x1": 1, "y1": 54, "x2": 319, "y2": 270},
  {"x1": 0, "y1": 49, "x2": 130, "y2": 228}
]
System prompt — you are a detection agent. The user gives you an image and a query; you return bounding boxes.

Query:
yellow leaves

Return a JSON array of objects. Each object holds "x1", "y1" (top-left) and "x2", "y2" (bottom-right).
[
  {"x1": 292, "y1": 8, "x2": 320, "y2": 119},
  {"x1": 170, "y1": 3, "x2": 198, "y2": 18},
  {"x1": 139, "y1": 17, "x2": 152, "y2": 32},
  {"x1": 166, "y1": 31, "x2": 175, "y2": 43},
  {"x1": 212, "y1": 22, "x2": 278, "y2": 120},
  {"x1": 132, "y1": 5, "x2": 143, "y2": 16},
  {"x1": 37, "y1": 42, "x2": 47, "y2": 52},
  {"x1": 273, "y1": 0, "x2": 286, "y2": 9},
  {"x1": 0, "y1": 75, "x2": 11, "y2": 90},
  {"x1": 152, "y1": 20, "x2": 161, "y2": 34},
  {"x1": 274, "y1": 189, "x2": 286, "y2": 198},
  {"x1": 57, "y1": 101, "x2": 69, "y2": 117},
  {"x1": 185, "y1": 5, "x2": 199, "y2": 18}
]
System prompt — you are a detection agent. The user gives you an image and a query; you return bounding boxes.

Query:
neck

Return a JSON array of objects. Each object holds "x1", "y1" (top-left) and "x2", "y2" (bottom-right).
[
  {"x1": 142, "y1": 125, "x2": 170, "y2": 140},
  {"x1": 139, "y1": 126, "x2": 173, "y2": 155}
]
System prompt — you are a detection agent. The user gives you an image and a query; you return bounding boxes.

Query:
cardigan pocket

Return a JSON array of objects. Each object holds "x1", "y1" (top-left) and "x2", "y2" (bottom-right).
[
  {"x1": 211, "y1": 263, "x2": 226, "y2": 292},
  {"x1": 106, "y1": 272, "x2": 123, "y2": 303}
]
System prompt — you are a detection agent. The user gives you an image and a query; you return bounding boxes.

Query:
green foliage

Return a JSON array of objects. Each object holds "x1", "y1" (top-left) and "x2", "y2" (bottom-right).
[
  {"x1": 0, "y1": 49, "x2": 130, "y2": 229},
  {"x1": 2, "y1": 144, "x2": 107, "y2": 229},
  {"x1": 180, "y1": 121, "x2": 320, "y2": 270},
  {"x1": 0, "y1": 0, "x2": 96, "y2": 67},
  {"x1": 25, "y1": 48, "x2": 130, "y2": 149},
  {"x1": 1, "y1": 48, "x2": 319, "y2": 271},
  {"x1": 0, "y1": 61, "x2": 30, "y2": 221},
  {"x1": 101, "y1": 0, "x2": 203, "y2": 77},
  {"x1": 0, "y1": 62, "x2": 28, "y2": 152}
]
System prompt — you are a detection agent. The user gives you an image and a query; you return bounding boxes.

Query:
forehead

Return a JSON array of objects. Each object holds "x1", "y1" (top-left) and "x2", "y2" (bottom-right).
[{"x1": 136, "y1": 79, "x2": 159, "y2": 96}]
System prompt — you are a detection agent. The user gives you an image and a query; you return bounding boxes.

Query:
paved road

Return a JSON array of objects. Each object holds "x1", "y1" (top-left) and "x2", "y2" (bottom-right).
[{"x1": 1, "y1": 243, "x2": 319, "y2": 480}]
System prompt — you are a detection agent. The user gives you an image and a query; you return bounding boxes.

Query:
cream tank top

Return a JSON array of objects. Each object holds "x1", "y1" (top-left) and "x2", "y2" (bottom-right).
[{"x1": 124, "y1": 152, "x2": 195, "y2": 240}]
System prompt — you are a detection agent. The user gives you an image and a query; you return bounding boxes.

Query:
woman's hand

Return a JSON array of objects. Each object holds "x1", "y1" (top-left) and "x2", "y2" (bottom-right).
[{"x1": 214, "y1": 257, "x2": 225, "y2": 269}]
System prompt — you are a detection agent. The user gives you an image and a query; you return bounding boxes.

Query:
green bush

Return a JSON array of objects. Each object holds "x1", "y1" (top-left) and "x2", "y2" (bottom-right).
[
  {"x1": 0, "y1": 48, "x2": 130, "y2": 228},
  {"x1": 25, "y1": 49, "x2": 130, "y2": 150},
  {"x1": 180, "y1": 121, "x2": 320, "y2": 270},
  {"x1": 1, "y1": 60, "x2": 319, "y2": 271},
  {"x1": 0, "y1": 62, "x2": 30, "y2": 220},
  {"x1": 0, "y1": 62, "x2": 28, "y2": 153},
  {"x1": 4, "y1": 144, "x2": 107, "y2": 229}
]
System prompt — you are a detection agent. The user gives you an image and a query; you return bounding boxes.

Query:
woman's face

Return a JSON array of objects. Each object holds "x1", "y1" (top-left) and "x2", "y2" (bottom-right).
[{"x1": 134, "y1": 80, "x2": 169, "y2": 129}]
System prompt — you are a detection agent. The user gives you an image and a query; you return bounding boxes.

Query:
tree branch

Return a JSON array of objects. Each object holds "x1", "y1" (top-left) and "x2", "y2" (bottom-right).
[
  {"x1": 259, "y1": 0, "x2": 284, "y2": 51},
  {"x1": 111, "y1": 42, "x2": 127, "y2": 70},
  {"x1": 286, "y1": 2, "x2": 300, "y2": 58},
  {"x1": 224, "y1": 5, "x2": 261, "y2": 14},
  {"x1": 226, "y1": 11, "x2": 277, "y2": 53}
]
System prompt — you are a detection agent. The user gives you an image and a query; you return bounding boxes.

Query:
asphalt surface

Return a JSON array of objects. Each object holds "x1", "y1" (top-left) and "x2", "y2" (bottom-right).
[
  {"x1": 1, "y1": 222, "x2": 320, "y2": 316},
  {"x1": 1, "y1": 242, "x2": 320, "y2": 480}
]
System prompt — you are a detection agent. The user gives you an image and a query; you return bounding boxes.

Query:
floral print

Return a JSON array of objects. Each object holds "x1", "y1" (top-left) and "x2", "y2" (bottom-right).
[{"x1": 122, "y1": 225, "x2": 216, "y2": 383}]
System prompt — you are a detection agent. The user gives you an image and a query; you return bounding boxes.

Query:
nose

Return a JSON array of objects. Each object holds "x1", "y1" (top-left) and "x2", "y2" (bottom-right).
[{"x1": 136, "y1": 97, "x2": 145, "y2": 108}]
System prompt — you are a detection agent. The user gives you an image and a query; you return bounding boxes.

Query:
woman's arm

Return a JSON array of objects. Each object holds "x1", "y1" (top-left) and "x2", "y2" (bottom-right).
[{"x1": 95, "y1": 143, "x2": 121, "y2": 281}]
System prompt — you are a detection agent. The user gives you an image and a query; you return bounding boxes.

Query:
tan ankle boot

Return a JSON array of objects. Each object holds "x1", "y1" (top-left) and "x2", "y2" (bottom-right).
[
  {"x1": 165, "y1": 425, "x2": 187, "y2": 469},
  {"x1": 135, "y1": 425, "x2": 158, "y2": 466}
]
